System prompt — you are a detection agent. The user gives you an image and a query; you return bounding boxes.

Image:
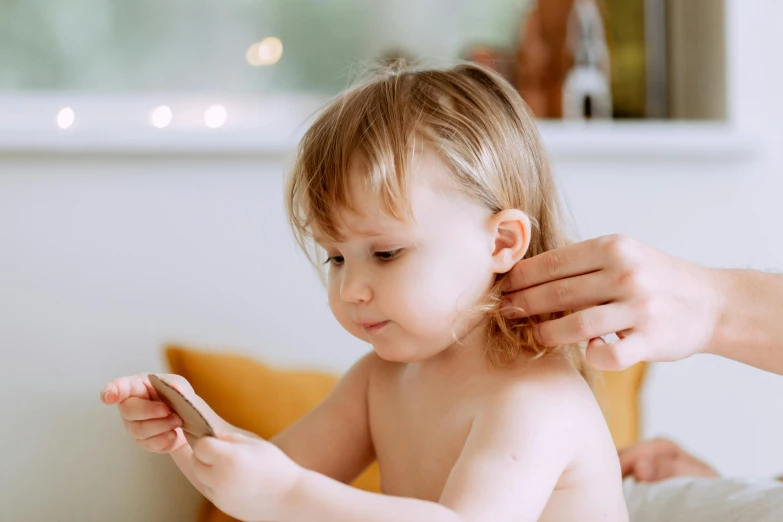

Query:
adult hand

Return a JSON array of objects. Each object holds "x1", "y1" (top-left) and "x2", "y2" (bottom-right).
[
  {"x1": 619, "y1": 438, "x2": 719, "y2": 482},
  {"x1": 503, "y1": 235, "x2": 723, "y2": 371}
]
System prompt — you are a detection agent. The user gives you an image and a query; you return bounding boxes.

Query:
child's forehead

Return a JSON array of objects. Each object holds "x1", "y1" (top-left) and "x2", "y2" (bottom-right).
[
  {"x1": 310, "y1": 146, "x2": 470, "y2": 244},
  {"x1": 312, "y1": 203, "x2": 411, "y2": 245}
]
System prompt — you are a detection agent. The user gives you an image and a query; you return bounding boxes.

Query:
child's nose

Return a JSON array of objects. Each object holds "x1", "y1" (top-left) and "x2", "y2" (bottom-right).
[{"x1": 340, "y1": 266, "x2": 373, "y2": 304}]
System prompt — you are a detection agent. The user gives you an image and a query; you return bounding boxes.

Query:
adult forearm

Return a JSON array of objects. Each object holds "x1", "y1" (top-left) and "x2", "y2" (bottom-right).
[{"x1": 710, "y1": 269, "x2": 783, "y2": 374}]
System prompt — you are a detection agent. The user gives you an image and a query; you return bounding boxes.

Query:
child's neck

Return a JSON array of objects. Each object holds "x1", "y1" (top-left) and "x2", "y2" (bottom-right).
[{"x1": 417, "y1": 322, "x2": 493, "y2": 375}]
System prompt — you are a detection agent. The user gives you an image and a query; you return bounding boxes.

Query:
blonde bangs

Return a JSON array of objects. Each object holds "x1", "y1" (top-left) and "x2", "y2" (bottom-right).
[{"x1": 286, "y1": 73, "x2": 425, "y2": 260}]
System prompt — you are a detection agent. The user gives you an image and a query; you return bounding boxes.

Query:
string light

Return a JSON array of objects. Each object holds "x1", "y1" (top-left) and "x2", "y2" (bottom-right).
[
  {"x1": 246, "y1": 37, "x2": 283, "y2": 66},
  {"x1": 51, "y1": 104, "x2": 235, "y2": 131},
  {"x1": 150, "y1": 105, "x2": 173, "y2": 129},
  {"x1": 204, "y1": 105, "x2": 228, "y2": 129},
  {"x1": 57, "y1": 107, "x2": 75, "y2": 129}
]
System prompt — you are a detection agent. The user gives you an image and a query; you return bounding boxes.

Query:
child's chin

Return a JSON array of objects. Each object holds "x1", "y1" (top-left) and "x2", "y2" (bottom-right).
[{"x1": 371, "y1": 342, "x2": 429, "y2": 363}]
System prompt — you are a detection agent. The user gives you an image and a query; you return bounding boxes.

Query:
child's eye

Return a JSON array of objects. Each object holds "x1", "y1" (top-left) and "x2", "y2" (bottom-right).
[
  {"x1": 374, "y1": 249, "x2": 402, "y2": 262},
  {"x1": 324, "y1": 255, "x2": 344, "y2": 266}
]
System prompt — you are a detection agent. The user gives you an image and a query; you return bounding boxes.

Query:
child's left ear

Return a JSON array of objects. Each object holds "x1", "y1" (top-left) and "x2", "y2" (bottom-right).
[{"x1": 489, "y1": 209, "x2": 532, "y2": 274}]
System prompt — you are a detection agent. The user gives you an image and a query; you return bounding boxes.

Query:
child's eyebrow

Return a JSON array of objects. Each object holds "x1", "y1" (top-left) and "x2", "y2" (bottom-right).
[{"x1": 313, "y1": 229, "x2": 388, "y2": 246}]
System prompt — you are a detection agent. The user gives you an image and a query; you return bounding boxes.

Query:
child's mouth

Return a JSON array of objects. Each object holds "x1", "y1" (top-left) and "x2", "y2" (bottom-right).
[{"x1": 362, "y1": 320, "x2": 390, "y2": 334}]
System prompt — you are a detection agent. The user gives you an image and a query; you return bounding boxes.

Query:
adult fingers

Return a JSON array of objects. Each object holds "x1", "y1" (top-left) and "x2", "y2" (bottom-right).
[
  {"x1": 504, "y1": 271, "x2": 617, "y2": 318},
  {"x1": 654, "y1": 454, "x2": 698, "y2": 481},
  {"x1": 535, "y1": 303, "x2": 636, "y2": 347},
  {"x1": 619, "y1": 438, "x2": 680, "y2": 477},
  {"x1": 504, "y1": 234, "x2": 640, "y2": 292},
  {"x1": 659, "y1": 453, "x2": 719, "y2": 479},
  {"x1": 585, "y1": 333, "x2": 650, "y2": 371},
  {"x1": 586, "y1": 337, "x2": 607, "y2": 352},
  {"x1": 503, "y1": 238, "x2": 609, "y2": 292}
]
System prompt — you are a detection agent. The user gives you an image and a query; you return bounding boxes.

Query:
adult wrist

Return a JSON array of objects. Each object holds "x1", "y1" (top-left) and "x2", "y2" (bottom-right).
[{"x1": 703, "y1": 268, "x2": 732, "y2": 357}]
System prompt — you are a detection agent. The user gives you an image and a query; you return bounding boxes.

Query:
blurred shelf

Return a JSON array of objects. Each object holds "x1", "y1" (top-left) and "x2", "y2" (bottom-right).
[
  {"x1": 538, "y1": 121, "x2": 757, "y2": 162},
  {"x1": 0, "y1": 94, "x2": 758, "y2": 162}
]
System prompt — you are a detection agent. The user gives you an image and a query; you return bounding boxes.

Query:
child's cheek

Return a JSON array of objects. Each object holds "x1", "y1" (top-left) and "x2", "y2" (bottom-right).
[{"x1": 393, "y1": 257, "x2": 460, "y2": 329}]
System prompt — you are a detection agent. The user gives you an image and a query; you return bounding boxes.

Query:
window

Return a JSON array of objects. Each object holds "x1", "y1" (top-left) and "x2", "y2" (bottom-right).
[{"x1": 0, "y1": 0, "x2": 530, "y2": 94}]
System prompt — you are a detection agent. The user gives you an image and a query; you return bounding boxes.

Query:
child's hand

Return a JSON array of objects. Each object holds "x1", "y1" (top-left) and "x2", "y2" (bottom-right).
[
  {"x1": 191, "y1": 432, "x2": 302, "y2": 522},
  {"x1": 100, "y1": 373, "x2": 190, "y2": 454}
]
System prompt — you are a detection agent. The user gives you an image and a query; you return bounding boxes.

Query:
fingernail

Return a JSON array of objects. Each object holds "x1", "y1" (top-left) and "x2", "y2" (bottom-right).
[
  {"x1": 168, "y1": 431, "x2": 176, "y2": 441},
  {"x1": 171, "y1": 416, "x2": 182, "y2": 427}
]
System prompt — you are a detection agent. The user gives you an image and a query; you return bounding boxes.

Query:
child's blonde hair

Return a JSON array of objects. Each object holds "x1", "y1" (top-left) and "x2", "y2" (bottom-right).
[{"x1": 286, "y1": 61, "x2": 590, "y2": 381}]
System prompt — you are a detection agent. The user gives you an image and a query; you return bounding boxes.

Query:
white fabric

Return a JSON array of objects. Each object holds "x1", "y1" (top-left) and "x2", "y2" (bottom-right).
[{"x1": 624, "y1": 477, "x2": 783, "y2": 522}]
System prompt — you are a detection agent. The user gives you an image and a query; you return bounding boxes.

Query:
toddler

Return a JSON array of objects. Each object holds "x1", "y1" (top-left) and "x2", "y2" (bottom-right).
[{"x1": 102, "y1": 62, "x2": 628, "y2": 522}]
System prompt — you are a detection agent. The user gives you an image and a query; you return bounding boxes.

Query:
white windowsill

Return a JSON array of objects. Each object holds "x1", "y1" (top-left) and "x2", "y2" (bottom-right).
[{"x1": 0, "y1": 94, "x2": 759, "y2": 162}]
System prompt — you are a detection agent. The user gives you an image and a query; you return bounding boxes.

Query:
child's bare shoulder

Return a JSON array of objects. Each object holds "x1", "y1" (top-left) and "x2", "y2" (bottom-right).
[{"x1": 481, "y1": 354, "x2": 601, "y2": 429}]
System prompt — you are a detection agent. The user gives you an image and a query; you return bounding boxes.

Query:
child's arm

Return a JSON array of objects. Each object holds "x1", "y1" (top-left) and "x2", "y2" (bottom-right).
[
  {"x1": 269, "y1": 351, "x2": 377, "y2": 484},
  {"x1": 181, "y1": 351, "x2": 377, "y2": 489},
  {"x1": 279, "y1": 379, "x2": 587, "y2": 522},
  {"x1": 179, "y1": 352, "x2": 376, "y2": 484}
]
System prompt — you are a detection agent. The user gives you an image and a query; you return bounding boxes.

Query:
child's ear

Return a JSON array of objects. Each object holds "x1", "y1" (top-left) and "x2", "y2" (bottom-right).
[{"x1": 489, "y1": 209, "x2": 531, "y2": 274}]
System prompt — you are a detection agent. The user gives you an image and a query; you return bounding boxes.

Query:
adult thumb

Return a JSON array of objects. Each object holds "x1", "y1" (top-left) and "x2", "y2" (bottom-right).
[{"x1": 585, "y1": 336, "x2": 642, "y2": 371}]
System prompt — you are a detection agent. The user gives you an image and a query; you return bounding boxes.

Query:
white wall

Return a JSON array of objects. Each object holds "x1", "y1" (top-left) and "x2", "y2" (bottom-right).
[
  {"x1": 0, "y1": 157, "x2": 370, "y2": 522},
  {"x1": 2, "y1": 1, "x2": 782, "y2": 520}
]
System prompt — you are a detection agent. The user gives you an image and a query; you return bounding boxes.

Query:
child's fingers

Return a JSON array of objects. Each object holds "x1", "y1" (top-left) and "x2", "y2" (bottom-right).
[
  {"x1": 101, "y1": 374, "x2": 152, "y2": 404},
  {"x1": 118, "y1": 397, "x2": 171, "y2": 421},
  {"x1": 192, "y1": 436, "x2": 229, "y2": 466},
  {"x1": 125, "y1": 414, "x2": 182, "y2": 441},
  {"x1": 138, "y1": 429, "x2": 181, "y2": 454},
  {"x1": 153, "y1": 373, "x2": 195, "y2": 394},
  {"x1": 183, "y1": 431, "x2": 200, "y2": 449},
  {"x1": 191, "y1": 453, "x2": 215, "y2": 488}
]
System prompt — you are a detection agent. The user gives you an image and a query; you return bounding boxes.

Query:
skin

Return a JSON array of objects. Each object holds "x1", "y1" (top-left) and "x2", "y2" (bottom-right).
[
  {"x1": 502, "y1": 236, "x2": 783, "y2": 375},
  {"x1": 618, "y1": 438, "x2": 719, "y2": 483},
  {"x1": 102, "y1": 148, "x2": 627, "y2": 522}
]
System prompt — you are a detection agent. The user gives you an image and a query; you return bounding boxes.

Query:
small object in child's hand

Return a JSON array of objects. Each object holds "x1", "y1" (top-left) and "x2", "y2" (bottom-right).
[{"x1": 148, "y1": 374, "x2": 215, "y2": 440}]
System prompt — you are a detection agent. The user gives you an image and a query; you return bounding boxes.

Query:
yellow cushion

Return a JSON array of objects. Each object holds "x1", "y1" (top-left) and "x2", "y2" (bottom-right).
[{"x1": 165, "y1": 344, "x2": 645, "y2": 522}]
